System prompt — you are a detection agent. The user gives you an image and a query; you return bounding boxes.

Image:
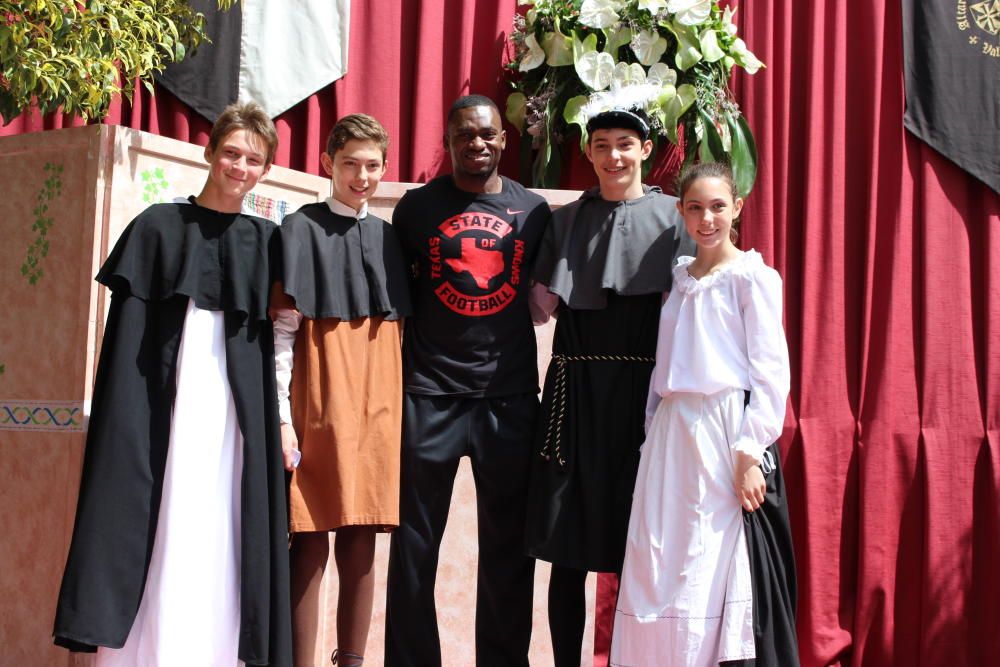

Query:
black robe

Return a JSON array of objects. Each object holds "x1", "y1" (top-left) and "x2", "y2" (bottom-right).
[
  {"x1": 525, "y1": 187, "x2": 695, "y2": 572},
  {"x1": 52, "y1": 201, "x2": 292, "y2": 667}
]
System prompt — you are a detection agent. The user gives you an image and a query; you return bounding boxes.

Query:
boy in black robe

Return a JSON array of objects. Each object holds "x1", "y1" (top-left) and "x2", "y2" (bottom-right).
[{"x1": 53, "y1": 102, "x2": 292, "y2": 667}]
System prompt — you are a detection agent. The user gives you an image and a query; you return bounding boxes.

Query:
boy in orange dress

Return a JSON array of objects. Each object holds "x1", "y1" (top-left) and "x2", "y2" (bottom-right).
[{"x1": 271, "y1": 113, "x2": 411, "y2": 667}]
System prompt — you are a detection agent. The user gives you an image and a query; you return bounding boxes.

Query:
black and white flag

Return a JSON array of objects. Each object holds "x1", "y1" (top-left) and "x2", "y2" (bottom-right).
[{"x1": 156, "y1": 0, "x2": 350, "y2": 121}]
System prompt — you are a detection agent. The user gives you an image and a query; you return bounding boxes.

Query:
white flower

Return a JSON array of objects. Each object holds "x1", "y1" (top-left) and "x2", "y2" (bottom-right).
[
  {"x1": 646, "y1": 62, "x2": 677, "y2": 86},
  {"x1": 699, "y1": 29, "x2": 725, "y2": 62},
  {"x1": 579, "y1": 0, "x2": 624, "y2": 29},
  {"x1": 519, "y1": 33, "x2": 546, "y2": 71},
  {"x1": 667, "y1": 0, "x2": 711, "y2": 26},
  {"x1": 575, "y1": 50, "x2": 616, "y2": 90},
  {"x1": 722, "y1": 6, "x2": 738, "y2": 36},
  {"x1": 611, "y1": 61, "x2": 648, "y2": 89},
  {"x1": 731, "y1": 37, "x2": 764, "y2": 74},
  {"x1": 631, "y1": 29, "x2": 668, "y2": 66},
  {"x1": 638, "y1": 0, "x2": 668, "y2": 13}
]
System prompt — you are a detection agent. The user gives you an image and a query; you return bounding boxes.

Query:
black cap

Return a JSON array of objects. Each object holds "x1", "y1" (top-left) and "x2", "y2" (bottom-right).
[{"x1": 586, "y1": 108, "x2": 651, "y2": 140}]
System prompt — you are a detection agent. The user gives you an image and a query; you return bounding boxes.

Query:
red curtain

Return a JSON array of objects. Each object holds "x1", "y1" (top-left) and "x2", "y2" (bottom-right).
[
  {"x1": 735, "y1": 1, "x2": 1000, "y2": 666},
  {"x1": 4, "y1": 1, "x2": 998, "y2": 665}
]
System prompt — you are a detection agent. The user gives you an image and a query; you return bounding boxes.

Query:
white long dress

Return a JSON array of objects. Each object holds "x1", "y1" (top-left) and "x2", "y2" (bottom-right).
[
  {"x1": 610, "y1": 251, "x2": 790, "y2": 667},
  {"x1": 96, "y1": 299, "x2": 245, "y2": 667}
]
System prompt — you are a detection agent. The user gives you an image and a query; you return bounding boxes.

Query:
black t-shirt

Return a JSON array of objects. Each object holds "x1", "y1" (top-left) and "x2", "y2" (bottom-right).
[{"x1": 393, "y1": 175, "x2": 550, "y2": 396}]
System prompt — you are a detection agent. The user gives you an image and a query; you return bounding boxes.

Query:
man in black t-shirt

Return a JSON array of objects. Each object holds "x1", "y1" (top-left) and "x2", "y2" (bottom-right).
[{"x1": 385, "y1": 95, "x2": 550, "y2": 666}]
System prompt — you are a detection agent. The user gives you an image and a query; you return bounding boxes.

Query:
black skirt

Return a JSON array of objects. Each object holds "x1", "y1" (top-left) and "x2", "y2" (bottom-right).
[
  {"x1": 524, "y1": 292, "x2": 660, "y2": 573},
  {"x1": 724, "y1": 445, "x2": 800, "y2": 667}
]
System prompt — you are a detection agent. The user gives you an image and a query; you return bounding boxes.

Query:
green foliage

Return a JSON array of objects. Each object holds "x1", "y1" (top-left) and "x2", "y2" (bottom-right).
[
  {"x1": 141, "y1": 166, "x2": 169, "y2": 204},
  {"x1": 0, "y1": 1, "x2": 235, "y2": 125},
  {"x1": 21, "y1": 161, "x2": 63, "y2": 285},
  {"x1": 507, "y1": 1, "x2": 762, "y2": 192}
]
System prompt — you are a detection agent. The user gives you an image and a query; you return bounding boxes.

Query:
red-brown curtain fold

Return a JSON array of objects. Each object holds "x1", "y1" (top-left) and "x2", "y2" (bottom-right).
[
  {"x1": 735, "y1": 1, "x2": 1000, "y2": 666},
  {"x1": 4, "y1": 1, "x2": 998, "y2": 665}
]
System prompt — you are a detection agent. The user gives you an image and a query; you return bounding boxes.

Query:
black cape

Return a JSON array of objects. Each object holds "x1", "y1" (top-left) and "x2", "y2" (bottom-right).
[
  {"x1": 53, "y1": 201, "x2": 292, "y2": 667},
  {"x1": 279, "y1": 202, "x2": 412, "y2": 319}
]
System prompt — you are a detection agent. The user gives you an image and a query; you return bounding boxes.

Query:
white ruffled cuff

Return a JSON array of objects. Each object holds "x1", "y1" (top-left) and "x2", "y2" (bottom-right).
[{"x1": 732, "y1": 436, "x2": 767, "y2": 466}]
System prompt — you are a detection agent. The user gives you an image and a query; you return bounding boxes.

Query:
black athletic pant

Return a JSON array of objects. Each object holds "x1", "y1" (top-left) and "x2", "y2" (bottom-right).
[{"x1": 385, "y1": 392, "x2": 538, "y2": 667}]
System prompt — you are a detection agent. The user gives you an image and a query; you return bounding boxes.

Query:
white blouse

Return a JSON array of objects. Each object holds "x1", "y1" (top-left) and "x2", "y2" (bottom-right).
[{"x1": 646, "y1": 250, "x2": 790, "y2": 463}]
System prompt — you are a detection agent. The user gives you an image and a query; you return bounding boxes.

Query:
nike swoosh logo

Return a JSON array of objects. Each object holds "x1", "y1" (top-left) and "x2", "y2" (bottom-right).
[{"x1": 506, "y1": 208, "x2": 524, "y2": 215}]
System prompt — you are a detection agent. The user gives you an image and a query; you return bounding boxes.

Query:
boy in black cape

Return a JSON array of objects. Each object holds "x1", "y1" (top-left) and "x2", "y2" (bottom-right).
[{"x1": 53, "y1": 102, "x2": 292, "y2": 667}]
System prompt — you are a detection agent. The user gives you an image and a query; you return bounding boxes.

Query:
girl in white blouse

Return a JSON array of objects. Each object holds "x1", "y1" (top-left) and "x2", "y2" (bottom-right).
[{"x1": 610, "y1": 162, "x2": 799, "y2": 667}]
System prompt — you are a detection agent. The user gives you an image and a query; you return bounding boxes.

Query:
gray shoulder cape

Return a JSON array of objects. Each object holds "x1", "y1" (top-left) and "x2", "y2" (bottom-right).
[{"x1": 533, "y1": 186, "x2": 693, "y2": 309}]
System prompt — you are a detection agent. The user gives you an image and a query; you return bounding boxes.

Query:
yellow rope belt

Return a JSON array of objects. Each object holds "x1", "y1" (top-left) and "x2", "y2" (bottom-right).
[{"x1": 539, "y1": 353, "x2": 655, "y2": 468}]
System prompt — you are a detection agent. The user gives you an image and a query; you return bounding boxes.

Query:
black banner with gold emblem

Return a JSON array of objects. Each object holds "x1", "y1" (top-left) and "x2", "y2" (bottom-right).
[{"x1": 901, "y1": 0, "x2": 999, "y2": 193}]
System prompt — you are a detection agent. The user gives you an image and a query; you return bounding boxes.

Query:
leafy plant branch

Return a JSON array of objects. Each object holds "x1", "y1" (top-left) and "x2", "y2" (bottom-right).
[{"x1": 0, "y1": 0, "x2": 235, "y2": 125}]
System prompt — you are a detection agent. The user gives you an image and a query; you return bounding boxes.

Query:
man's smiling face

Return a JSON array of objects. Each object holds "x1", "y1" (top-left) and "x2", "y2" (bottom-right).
[{"x1": 445, "y1": 105, "x2": 506, "y2": 180}]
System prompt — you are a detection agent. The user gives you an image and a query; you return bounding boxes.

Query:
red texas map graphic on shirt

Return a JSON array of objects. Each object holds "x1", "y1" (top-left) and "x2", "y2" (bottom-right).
[
  {"x1": 445, "y1": 238, "x2": 503, "y2": 289},
  {"x1": 430, "y1": 212, "x2": 525, "y2": 317}
]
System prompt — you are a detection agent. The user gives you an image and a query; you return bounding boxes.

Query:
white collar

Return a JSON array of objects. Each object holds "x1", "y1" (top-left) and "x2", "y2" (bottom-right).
[{"x1": 325, "y1": 196, "x2": 367, "y2": 220}]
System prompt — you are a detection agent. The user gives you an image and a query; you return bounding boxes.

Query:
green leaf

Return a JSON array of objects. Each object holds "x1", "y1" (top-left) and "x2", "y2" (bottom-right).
[
  {"x1": 681, "y1": 119, "x2": 699, "y2": 172},
  {"x1": 563, "y1": 94, "x2": 590, "y2": 150},
  {"x1": 540, "y1": 95, "x2": 562, "y2": 188},
  {"x1": 727, "y1": 111, "x2": 758, "y2": 197},
  {"x1": 698, "y1": 110, "x2": 725, "y2": 162},
  {"x1": 505, "y1": 92, "x2": 528, "y2": 132},
  {"x1": 664, "y1": 21, "x2": 702, "y2": 71},
  {"x1": 563, "y1": 94, "x2": 588, "y2": 128},
  {"x1": 601, "y1": 25, "x2": 632, "y2": 56},
  {"x1": 572, "y1": 31, "x2": 599, "y2": 61},
  {"x1": 675, "y1": 83, "x2": 697, "y2": 115},
  {"x1": 519, "y1": 128, "x2": 534, "y2": 186},
  {"x1": 532, "y1": 137, "x2": 550, "y2": 188},
  {"x1": 662, "y1": 82, "x2": 697, "y2": 137},
  {"x1": 541, "y1": 30, "x2": 574, "y2": 66},
  {"x1": 542, "y1": 137, "x2": 561, "y2": 188}
]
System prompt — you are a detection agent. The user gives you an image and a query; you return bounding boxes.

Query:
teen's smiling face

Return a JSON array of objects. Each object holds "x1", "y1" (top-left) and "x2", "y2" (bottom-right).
[
  {"x1": 321, "y1": 138, "x2": 387, "y2": 212},
  {"x1": 445, "y1": 105, "x2": 506, "y2": 180},
  {"x1": 204, "y1": 129, "x2": 270, "y2": 201},
  {"x1": 585, "y1": 127, "x2": 652, "y2": 195},
  {"x1": 678, "y1": 176, "x2": 744, "y2": 251}
]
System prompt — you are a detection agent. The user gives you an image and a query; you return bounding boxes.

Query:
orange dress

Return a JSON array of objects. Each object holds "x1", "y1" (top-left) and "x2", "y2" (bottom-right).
[
  {"x1": 273, "y1": 201, "x2": 412, "y2": 535},
  {"x1": 287, "y1": 314, "x2": 403, "y2": 532}
]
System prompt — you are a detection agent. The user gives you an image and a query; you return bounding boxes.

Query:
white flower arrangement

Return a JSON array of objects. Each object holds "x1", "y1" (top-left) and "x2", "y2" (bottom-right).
[{"x1": 506, "y1": 0, "x2": 763, "y2": 191}]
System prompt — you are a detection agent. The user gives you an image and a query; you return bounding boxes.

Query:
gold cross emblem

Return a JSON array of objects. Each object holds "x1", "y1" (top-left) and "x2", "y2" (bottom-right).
[{"x1": 971, "y1": 0, "x2": 1000, "y2": 35}]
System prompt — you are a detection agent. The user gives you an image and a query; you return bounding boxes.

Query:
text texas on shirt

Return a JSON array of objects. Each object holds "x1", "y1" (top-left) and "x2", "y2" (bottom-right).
[{"x1": 429, "y1": 209, "x2": 526, "y2": 317}]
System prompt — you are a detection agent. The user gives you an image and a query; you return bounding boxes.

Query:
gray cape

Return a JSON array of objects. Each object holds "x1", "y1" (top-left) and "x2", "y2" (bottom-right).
[{"x1": 533, "y1": 186, "x2": 692, "y2": 309}]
